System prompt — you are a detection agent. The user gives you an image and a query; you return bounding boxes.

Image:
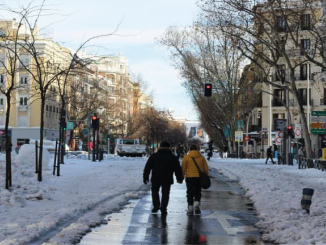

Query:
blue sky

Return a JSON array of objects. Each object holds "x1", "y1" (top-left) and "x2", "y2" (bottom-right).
[{"x1": 2, "y1": 0, "x2": 200, "y2": 120}]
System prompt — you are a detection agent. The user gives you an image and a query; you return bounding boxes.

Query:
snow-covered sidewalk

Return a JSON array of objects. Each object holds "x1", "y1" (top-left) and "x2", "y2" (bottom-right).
[
  {"x1": 0, "y1": 151, "x2": 148, "y2": 245},
  {"x1": 2, "y1": 148, "x2": 326, "y2": 245},
  {"x1": 209, "y1": 157, "x2": 326, "y2": 245}
]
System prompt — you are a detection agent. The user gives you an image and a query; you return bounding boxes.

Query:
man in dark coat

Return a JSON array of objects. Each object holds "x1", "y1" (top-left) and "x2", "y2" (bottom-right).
[
  {"x1": 143, "y1": 141, "x2": 183, "y2": 215},
  {"x1": 265, "y1": 146, "x2": 275, "y2": 164}
]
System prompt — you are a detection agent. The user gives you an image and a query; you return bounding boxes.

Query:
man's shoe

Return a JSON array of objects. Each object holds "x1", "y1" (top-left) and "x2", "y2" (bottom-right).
[
  {"x1": 152, "y1": 207, "x2": 159, "y2": 213},
  {"x1": 187, "y1": 205, "x2": 193, "y2": 215}
]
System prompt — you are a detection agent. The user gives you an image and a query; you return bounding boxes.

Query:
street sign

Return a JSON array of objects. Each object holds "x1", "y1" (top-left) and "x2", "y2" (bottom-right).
[
  {"x1": 294, "y1": 124, "x2": 302, "y2": 139},
  {"x1": 274, "y1": 119, "x2": 286, "y2": 131},
  {"x1": 312, "y1": 111, "x2": 326, "y2": 116},
  {"x1": 66, "y1": 122, "x2": 74, "y2": 130},
  {"x1": 311, "y1": 128, "x2": 326, "y2": 134},
  {"x1": 82, "y1": 128, "x2": 88, "y2": 137},
  {"x1": 235, "y1": 131, "x2": 243, "y2": 142}
]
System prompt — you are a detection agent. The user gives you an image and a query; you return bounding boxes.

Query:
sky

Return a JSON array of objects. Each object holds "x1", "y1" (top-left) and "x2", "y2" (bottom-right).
[{"x1": 1, "y1": 0, "x2": 200, "y2": 120}]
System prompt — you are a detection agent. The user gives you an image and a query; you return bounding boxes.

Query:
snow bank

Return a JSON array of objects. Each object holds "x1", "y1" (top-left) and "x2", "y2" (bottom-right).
[
  {"x1": 210, "y1": 157, "x2": 326, "y2": 244},
  {"x1": 0, "y1": 155, "x2": 148, "y2": 244}
]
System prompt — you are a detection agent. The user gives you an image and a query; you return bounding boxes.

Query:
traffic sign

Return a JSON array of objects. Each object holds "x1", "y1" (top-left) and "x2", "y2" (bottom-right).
[
  {"x1": 275, "y1": 131, "x2": 283, "y2": 145},
  {"x1": 66, "y1": 122, "x2": 74, "y2": 130},
  {"x1": 294, "y1": 124, "x2": 301, "y2": 139},
  {"x1": 235, "y1": 131, "x2": 243, "y2": 142}
]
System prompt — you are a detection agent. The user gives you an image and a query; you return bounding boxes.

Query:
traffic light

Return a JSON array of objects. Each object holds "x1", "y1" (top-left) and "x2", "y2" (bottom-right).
[
  {"x1": 204, "y1": 83, "x2": 212, "y2": 97},
  {"x1": 287, "y1": 125, "x2": 294, "y2": 138},
  {"x1": 257, "y1": 109, "x2": 262, "y2": 119},
  {"x1": 92, "y1": 115, "x2": 98, "y2": 129}
]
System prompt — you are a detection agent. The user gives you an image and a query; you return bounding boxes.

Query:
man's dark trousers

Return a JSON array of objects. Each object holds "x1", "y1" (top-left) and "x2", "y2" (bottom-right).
[
  {"x1": 151, "y1": 183, "x2": 171, "y2": 212},
  {"x1": 265, "y1": 156, "x2": 275, "y2": 164}
]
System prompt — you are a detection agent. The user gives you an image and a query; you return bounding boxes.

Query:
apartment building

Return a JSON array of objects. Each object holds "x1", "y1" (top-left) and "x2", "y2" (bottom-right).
[
  {"x1": 251, "y1": 1, "x2": 326, "y2": 151},
  {"x1": 0, "y1": 19, "x2": 71, "y2": 149}
]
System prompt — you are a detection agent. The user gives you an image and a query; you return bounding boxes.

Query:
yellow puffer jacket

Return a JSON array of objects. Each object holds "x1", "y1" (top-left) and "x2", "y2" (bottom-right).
[{"x1": 182, "y1": 150, "x2": 209, "y2": 178}]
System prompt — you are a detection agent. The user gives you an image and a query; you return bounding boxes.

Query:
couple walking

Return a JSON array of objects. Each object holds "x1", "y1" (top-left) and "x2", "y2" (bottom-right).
[{"x1": 143, "y1": 141, "x2": 209, "y2": 216}]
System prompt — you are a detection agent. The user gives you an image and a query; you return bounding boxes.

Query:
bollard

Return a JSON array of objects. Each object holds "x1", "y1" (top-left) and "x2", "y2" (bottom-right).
[{"x1": 301, "y1": 188, "x2": 314, "y2": 214}]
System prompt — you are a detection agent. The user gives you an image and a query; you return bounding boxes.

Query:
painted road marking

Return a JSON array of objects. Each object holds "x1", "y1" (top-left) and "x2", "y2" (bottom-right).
[{"x1": 204, "y1": 212, "x2": 258, "y2": 235}]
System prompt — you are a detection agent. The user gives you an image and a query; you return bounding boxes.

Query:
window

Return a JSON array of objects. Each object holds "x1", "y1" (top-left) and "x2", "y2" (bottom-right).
[
  {"x1": 19, "y1": 54, "x2": 30, "y2": 68},
  {"x1": 273, "y1": 89, "x2": 285, "y2": 106},
  {"x1": 49, "y1": 106, "x2": 52, "y2": 112},
  {"x1": 0, "y1": 54, "x2": 5, "y2": 67},
  {"x1": 190, "y1": 127, "x2": 197, "y2": 138},
  {"x1": 20, "y1": 76, "x2": 28, "y2": 85},
  {"x1": 301, "y1": 14, "x2": 311, "y2": 30},
  {"x1": 276, "y1": 16, "x2": 286, "y2": 32},
  {"x1": 0, "y1": 74, "x2": 5, "y2": 85},
  {"x1": 19, "y1": 97, "x2": 28, "y2": 106},
  {"x1": 276, "y1": 65, "x2": 286, "y2": 82},
  {"x1": 46, "y1": 105, "x2": 48, "y2": 111},
  {"x1": 301, "y1": 39, "x2": 311, "y2": 55},
  {"x1": 298, "y1": 88, "x2": 311, "y2": 105},
  {"x1": 300, "y1": 63, "x2": 309, "y2": 80},
  {"x1": 0, "y1": 98, "x2": 3, "y2": 105}
]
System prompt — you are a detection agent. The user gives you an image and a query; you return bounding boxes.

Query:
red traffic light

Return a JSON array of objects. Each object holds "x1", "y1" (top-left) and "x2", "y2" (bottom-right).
[
  {"x1": 204, "y1": 83, "x2": 212, "y2": 97},
  {"x1": 92, "y1": 116, "x2": 97, "y2": 120},
  {"x1": 206, "y1": 85, "x2": 211, "y2": 89},
  {"x1": 287, "y1": 125, "x2": 292, "y2": 130}
]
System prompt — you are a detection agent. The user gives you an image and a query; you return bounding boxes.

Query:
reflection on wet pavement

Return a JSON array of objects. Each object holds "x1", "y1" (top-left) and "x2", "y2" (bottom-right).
[{"x1": 80, "y1": 169, "x2": 264, "y2": 245}]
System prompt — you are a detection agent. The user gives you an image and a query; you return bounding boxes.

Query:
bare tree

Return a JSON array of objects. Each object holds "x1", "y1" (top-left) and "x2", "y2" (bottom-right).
[
  {"x1": 158, "y1": 25, "x2": 249, "y2": 153},
  {"x1": 199, "y1": 0, "x2": 326, "y2": 159}
]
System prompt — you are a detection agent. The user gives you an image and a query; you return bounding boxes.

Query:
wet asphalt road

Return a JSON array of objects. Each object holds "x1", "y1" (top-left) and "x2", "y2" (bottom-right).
[{"x1": 80, "y1": 168, "x2": 264, "y2": 245}]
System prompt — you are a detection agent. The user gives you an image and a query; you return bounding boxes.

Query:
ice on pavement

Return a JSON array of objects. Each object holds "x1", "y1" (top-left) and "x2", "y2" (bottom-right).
[{"x1": 1, "y1": 151, "x2": 326, "y2": 244}]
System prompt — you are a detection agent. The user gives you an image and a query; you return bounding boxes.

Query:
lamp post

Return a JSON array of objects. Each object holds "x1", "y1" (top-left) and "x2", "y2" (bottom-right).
[{"x1": 307, "y1": 62, "x2": 310, "y2": 134}]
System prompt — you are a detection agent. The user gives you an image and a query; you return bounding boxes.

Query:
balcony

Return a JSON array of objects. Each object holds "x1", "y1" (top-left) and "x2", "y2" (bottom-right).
[
  {"x1": 289, "y1": 99, "x2": 314, "y2": 106},
  {"x1": 18, "y1": 105, "x2": 28, "y2": 111},
  {"x1": 320, "y1": 99, "x2": 326, "y2": 106}
]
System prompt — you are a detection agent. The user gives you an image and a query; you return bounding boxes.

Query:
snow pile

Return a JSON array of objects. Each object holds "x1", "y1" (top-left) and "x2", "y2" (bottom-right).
[
  {"x1": 0, "y1": 156, "x2": 148, "y2": 244},
  {"x1": 210, "y1": 158, "x2": 326, "y2": 244},
  {"x1": 16, "y1": 144, "x2": 51, "y2": 172},
  {"x1": 0, "y1": 145, "x2": 53, "y2": 208}
]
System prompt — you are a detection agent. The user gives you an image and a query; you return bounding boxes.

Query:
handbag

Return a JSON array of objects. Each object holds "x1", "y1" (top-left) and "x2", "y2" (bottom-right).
[{"x1": 191, "y1": 157, "x2": 211, "y2": 189}]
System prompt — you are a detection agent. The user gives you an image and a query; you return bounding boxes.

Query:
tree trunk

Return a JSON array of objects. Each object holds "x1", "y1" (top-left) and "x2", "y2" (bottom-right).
[
  {"x1": 5, "y1": 94, "x2": 11, "y2": 189},
  {"x1": 38, "y1": 98, "x2": 45, "y2": 182}
]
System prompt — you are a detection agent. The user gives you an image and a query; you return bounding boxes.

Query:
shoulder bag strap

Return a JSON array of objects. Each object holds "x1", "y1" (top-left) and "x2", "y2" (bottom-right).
[{"x1": 191, "y1": 157, "x2": 202, "y2": 174}]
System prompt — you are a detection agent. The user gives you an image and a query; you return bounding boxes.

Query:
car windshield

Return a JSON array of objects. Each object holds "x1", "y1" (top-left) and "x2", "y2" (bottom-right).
[{"x1": 122, "y1": 140, "x2": 135, "y2": 144}]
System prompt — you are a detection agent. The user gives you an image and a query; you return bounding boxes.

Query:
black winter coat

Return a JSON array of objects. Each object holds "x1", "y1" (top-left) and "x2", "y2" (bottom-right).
[
  {"x1": 143, "y1": 148, "x2": 183, "y2": 185},
  {"x1": 267, "y1": 147, "x2": 273, "y2": 157}
]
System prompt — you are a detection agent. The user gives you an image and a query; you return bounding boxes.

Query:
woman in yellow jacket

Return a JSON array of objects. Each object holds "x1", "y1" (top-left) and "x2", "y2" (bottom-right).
[{"x1": 182, "y1": 145, "x2": 209, "y2": 215}]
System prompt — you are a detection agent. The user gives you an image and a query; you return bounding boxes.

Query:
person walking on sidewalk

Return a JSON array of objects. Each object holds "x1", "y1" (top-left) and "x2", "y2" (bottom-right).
[
  {"x1": 143, "y1": 141, "x2": 183, "y2": 216},
  {"x1": 265, "y1": 146, "x2": 275, "y2": 164},
  {"x1": 182, "y1": 145, "x2": 209, "y2": 215}
]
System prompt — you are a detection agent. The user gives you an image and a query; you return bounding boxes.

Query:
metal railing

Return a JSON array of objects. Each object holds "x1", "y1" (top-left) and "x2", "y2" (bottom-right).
[{"x1": 298, "y1": 156, "x2": 326, "y2": 171}]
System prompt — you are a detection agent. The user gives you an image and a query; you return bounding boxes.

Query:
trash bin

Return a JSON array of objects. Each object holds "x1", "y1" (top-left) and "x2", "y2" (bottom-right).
[
  {"x1": 288, "y1": 153, "x2": 293, "y2": 165},
  {"x1": 100, "y1": 150, "x2": 104, "y2": 161},
  {"x1": 322, "y1": 148, "x2": 326, "y2": 160},
  {"x1": 278, "y1": 154, "x2": 282, "y2": 165}
]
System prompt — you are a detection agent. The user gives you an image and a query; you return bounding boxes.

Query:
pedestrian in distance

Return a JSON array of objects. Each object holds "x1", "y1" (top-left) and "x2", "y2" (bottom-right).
[
  {"x1": 176, "y1": 141, "x2": 185, "y2": 159},
  {"x1": 143, "y1": 141, "x2": 183, "y2": 216},
  {"x1": 223, "y1": 145, "x2": 228, "y2": 159},
  {"x1": 207, "y1": 140, "x2": 213, "y2": 161},
  {"x1": 265, "y1": 146, "x2": 275, "y2": 164},
  {"x1": 182, "y1": 144, "x2": 209, "y2": 215}
]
